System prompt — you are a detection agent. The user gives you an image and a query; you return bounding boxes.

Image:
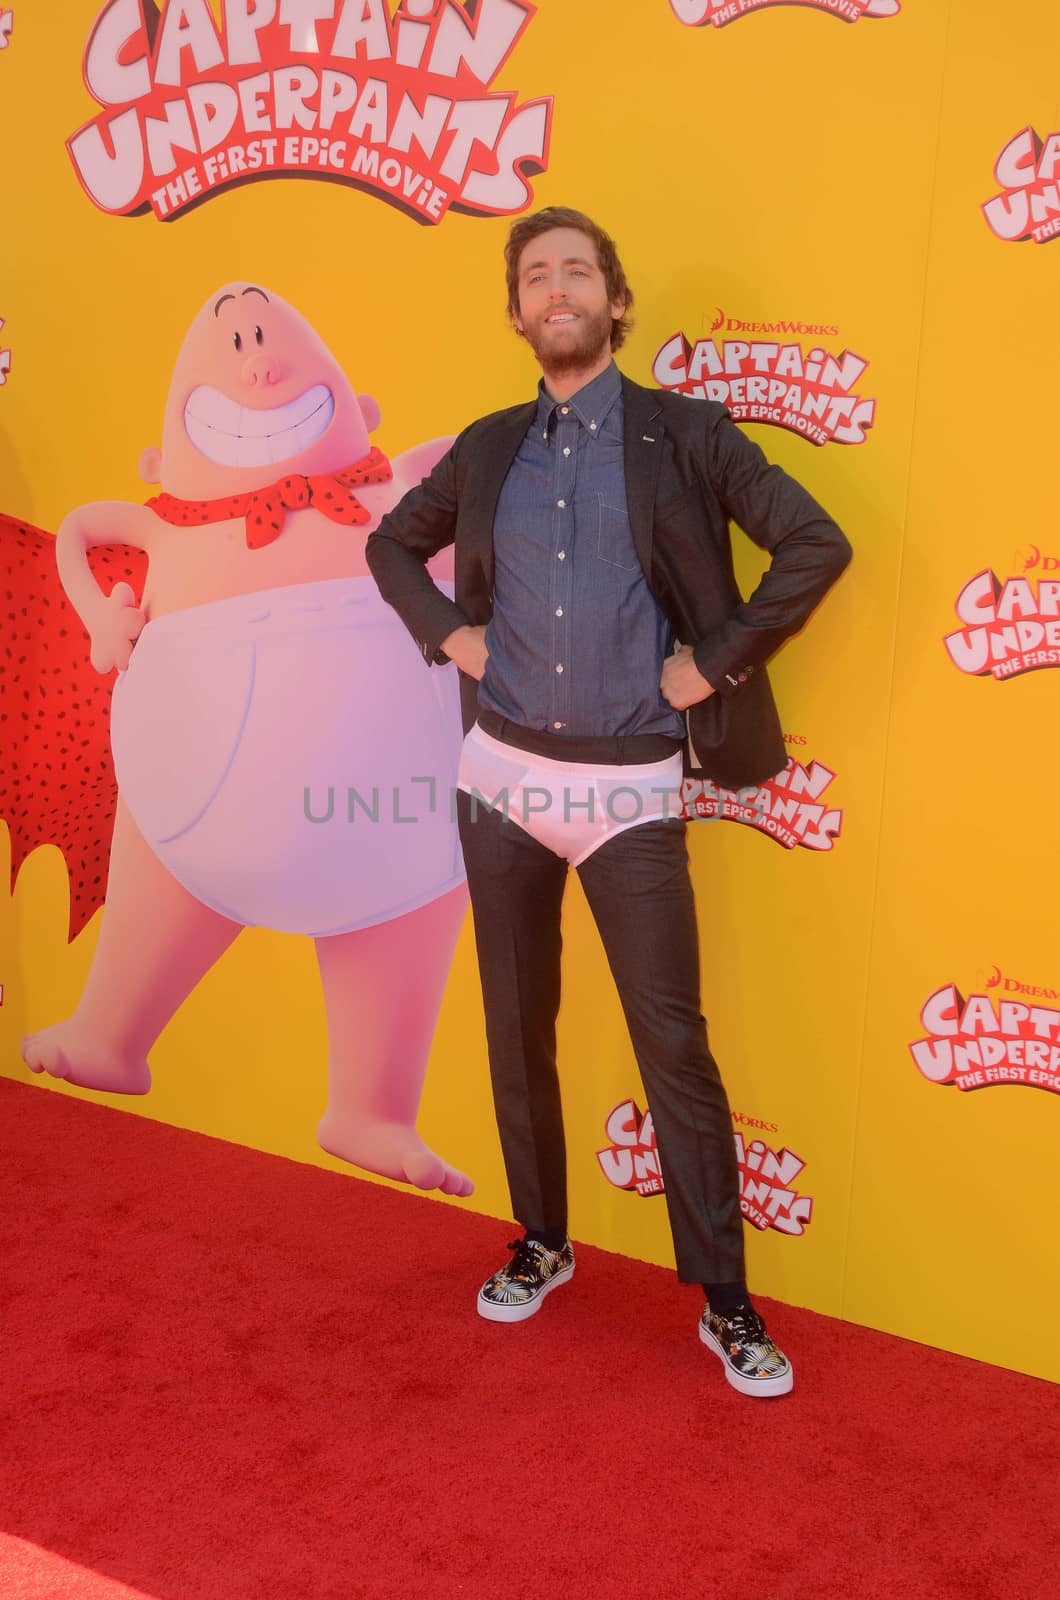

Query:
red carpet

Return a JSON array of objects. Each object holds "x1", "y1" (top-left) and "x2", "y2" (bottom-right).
[{"x1": 1, "y1": 1077, "x2": 1056, "y2": 1600}]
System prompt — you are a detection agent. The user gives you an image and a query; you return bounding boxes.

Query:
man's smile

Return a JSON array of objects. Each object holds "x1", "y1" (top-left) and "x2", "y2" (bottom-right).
[{"x1": 183, "y1": 383, "x2": 335, "y2": 468}]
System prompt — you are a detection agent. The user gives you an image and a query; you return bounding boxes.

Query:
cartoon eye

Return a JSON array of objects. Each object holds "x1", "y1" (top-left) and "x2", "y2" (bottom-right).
[
  {"x1": 233, "y1": 331, "x2": 242, "y2": 352},
  {"x1": 254, "y1": 325, "x2": 264, "y2": 345}
]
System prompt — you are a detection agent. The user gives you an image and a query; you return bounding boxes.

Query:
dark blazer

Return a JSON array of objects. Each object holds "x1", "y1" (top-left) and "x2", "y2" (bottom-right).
[{"x1": 366, "y1": 373, "x2": 852, "y2": 789}]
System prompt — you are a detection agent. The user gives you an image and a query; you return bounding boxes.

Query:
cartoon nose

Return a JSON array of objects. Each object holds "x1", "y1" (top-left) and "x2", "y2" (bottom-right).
[{"x1": 241, "y1": 352, "x2": 285, "y2": 387}]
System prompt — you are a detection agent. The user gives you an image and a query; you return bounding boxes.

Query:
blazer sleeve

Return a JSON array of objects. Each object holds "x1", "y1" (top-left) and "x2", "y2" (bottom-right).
[
  {"x1": 692, "y1": 409, "x2": 853, "y2": 697},
  {"x1": 365, "y1": 440, "x2": 471, "y2": 666}
]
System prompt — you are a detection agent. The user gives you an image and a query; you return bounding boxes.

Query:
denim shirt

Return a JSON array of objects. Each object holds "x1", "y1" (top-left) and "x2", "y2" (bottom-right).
[{"x1": 478, "y1": 363, "x2": 685, "y2": 740}]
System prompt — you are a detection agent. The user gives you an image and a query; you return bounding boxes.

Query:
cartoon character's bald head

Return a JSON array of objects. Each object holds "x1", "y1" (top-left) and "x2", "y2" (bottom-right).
[{"x1": 141, "y1": 284, "x2": 380, "y2": 498}]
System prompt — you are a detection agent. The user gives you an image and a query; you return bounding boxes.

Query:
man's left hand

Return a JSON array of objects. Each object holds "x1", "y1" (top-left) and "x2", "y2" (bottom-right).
[{"x1": 660, "y1": 644, "x2": 715, "y2": 710}]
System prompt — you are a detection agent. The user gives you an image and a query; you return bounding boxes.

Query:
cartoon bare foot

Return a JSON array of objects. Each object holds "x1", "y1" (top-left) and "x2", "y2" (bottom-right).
[
  {"x1": 317, "y1": 1112, "x2": 474, "y2": 1197},
  {"x1": 21, "y1": 1022, "x2": 151, "y2": 1095}
]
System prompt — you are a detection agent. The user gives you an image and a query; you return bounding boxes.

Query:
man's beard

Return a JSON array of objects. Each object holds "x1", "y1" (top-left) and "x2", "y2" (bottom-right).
[{"x1": 521, "y1": 302, "x2": 614, "y2": 379}]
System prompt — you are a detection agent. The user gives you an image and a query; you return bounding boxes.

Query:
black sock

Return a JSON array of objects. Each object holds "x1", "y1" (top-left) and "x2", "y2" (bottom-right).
[
  {"x1": 702, "y1": 1280, "x2": 751, "y2": 1312},
  {"x1": 526, "y1": 1228, "x2": 568, "y2": 1253}
]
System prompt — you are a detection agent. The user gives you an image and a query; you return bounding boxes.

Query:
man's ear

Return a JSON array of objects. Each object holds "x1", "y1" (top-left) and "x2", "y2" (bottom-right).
[
  {"x1": 138, "y1": 446, "x2": 163, "y2": 484},
  {"x1": 357, "y1": 394, "x2": 381, "y2": 432}
]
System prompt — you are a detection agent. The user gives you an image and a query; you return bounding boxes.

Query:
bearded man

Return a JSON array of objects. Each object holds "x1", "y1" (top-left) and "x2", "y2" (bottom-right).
[{"x1": 367, "y1": 207, "x2": 851, "y2": 1397}]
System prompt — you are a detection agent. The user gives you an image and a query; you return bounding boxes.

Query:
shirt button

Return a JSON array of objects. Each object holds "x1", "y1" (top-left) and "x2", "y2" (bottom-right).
[
  {"x1": 555, "y1": 607, "x2": 563, "y2": 617},
  {"x1": 589, "y1": 421, "x2": 597, "y2": 431},
  {"x1": 553, "y1": 721, "x2": 563, "y2": 729},
  {"x1": 557, "y1": 550, "x2": 566, "y2": 560},
  {"x1": 542, "y1": 430, "x2": 548, "y2": 441},
  {"x1": 563, "y1": 447, "x2": 571, "y2": 457},
  {"x1": 555, "y1": 663, "x2": 564, "y2": 674},
  {"x1": 560, "y1": 406, "x2": 569, "y2": 415},
  {"x1": 557, "y1": 499, "x2": 566, "y2": 508}
]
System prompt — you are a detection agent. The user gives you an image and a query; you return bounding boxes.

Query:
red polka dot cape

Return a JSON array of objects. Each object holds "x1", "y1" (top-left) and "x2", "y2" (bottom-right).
[{"x1": 146, "y1": 446, "x2": 393, "y2": 548}]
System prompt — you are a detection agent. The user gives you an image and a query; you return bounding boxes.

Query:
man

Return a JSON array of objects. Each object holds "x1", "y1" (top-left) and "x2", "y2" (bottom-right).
[{"x1": 366, "y1": 207, "x2": 851, "y2": 1398}]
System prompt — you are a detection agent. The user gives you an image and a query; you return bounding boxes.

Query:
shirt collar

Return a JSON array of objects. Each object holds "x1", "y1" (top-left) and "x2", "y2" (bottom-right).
[{"x1": 535, "y1": 360, "x2": 622, "y2": 439}]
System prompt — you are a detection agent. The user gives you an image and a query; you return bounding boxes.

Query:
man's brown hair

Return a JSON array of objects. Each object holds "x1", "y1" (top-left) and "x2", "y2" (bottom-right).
[{"x1": 504, "y1": 206, "x2": 635, "y2": 351}]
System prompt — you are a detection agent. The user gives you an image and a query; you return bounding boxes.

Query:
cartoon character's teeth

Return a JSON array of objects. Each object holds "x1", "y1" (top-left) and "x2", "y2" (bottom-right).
[
  {"x1": 183, "y1": 384, "x2": 335, "y2": 468},
  {"x1": 267, "y1": 411, "x2": 329, "y2": 466}
]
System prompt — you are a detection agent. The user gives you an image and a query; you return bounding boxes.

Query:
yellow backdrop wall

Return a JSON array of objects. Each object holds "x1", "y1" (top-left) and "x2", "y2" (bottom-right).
[{"x1": 2, "y1": 0, "x2": 1057, "y2": 1383}]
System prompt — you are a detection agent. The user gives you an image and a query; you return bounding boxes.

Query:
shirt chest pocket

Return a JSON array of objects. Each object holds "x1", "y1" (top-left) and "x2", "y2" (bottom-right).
[{"x1": 595, "y1": 494, "x2": 640, "y2": 571}]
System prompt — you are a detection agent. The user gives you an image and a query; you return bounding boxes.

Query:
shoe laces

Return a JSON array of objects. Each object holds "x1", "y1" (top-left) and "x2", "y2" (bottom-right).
[
  {"x1": 504, "y1": 1237, "x2": 542, "y2": 1280},
  {"x1": 715, "y1": 1306, "x2": 767, "y2": 1344}
]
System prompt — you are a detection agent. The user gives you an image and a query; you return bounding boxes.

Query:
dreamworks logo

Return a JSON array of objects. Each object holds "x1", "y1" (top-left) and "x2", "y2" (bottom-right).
[
  {"x1": 981, "y1": 964, "x2": 1060, "y2": 1003},
  {"x1": 1017, "y1": 544, "x2": 1060, "y2": 573},
  {"x1": 708, "y1": 310, "x2": 840, "y2": 339}
]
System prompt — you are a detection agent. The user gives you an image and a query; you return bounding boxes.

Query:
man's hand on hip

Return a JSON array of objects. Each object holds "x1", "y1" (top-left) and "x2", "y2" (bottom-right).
[
  {"x1": 441, "y1": 624, "x2": 489, "y2": 680},
  {"x1": 661, "y1": 644, "x2": 715, "y2": 710}
]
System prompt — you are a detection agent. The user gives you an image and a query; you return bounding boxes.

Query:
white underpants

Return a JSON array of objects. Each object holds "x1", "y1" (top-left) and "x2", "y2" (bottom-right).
[
  {"x1": 111, "y1": 577, "x2": 465, "y2": 936},
  {"x1": 457, "y1": 723, "x2": 685, "y2": 867}
]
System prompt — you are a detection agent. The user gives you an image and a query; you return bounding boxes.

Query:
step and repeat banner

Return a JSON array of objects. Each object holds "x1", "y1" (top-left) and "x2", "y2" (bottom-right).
[{"x1": 1, "y1": 2, "x2": 1056, "y2": 1383}]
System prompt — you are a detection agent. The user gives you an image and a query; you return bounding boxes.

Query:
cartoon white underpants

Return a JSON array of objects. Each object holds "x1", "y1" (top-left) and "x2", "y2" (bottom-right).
[{"x1": 111, "y1": 577, "x2": 465, "y2": 934}]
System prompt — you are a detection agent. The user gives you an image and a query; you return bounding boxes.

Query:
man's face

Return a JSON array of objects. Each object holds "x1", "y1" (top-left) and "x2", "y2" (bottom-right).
[{"x1": 513, "y1": 227, "x2": 625, "y2": 378}]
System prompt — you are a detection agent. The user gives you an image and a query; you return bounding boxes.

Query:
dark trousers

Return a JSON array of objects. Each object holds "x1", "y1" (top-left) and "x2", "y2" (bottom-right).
[{"x1": 456, "y1": 792, "x2": 745, "y2": 1284}]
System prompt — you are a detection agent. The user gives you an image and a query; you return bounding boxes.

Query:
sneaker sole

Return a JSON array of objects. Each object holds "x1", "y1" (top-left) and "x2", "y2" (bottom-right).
[
  {"x1": 698, "y1": 1321, "x2": 794, "y2": 1397},
  {"x1": 476, "y1": 1260, "x2": 575, "y2": 1323}
]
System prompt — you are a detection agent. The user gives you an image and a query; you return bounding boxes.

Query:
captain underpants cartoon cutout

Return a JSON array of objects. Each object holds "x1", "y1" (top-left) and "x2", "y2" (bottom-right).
[{"x1": 19, "y1": 282, "x2": 472, "y2": 1198}]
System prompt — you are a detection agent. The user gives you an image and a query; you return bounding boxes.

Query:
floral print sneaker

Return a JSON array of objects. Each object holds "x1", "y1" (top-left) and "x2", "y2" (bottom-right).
[
  {"x1": 476, "y1": 1237, "x2": 575, "y2": 1323},
  {"x1": 699, "y1": 1303, "x2": 794, "y2": 1396}
]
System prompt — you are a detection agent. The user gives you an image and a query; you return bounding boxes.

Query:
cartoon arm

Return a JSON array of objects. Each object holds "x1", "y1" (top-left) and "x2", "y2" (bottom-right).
[
  {"x1": 56, "y1": 500, "x2": 157, "y2": 672},
  {"x1": 391, "y1": 437, "x2": 456, "y2": 491}
]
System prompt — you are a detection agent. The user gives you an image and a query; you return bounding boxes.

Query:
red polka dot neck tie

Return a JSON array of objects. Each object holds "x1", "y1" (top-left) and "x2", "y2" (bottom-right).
[{"x1": 146, "y1": 446, "x2": 393, "y2": 549}]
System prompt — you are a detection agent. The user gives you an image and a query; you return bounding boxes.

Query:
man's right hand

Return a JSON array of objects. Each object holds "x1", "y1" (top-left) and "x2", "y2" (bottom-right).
[{"x1": 440, "y1": 624, "x2": 489, "y2": 680}]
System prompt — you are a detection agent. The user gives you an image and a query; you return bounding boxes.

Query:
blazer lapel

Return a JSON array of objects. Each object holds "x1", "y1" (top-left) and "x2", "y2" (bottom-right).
[
  {"x1": 469, "y1": 400, "x2": 537, "y2": 595},
  {"x1": 621, "y1": 376, "x2": 663, "y2": 578}
]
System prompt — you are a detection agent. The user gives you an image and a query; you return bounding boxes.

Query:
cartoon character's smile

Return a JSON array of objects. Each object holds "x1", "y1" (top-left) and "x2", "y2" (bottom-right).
[{"x1": 183, "y1": 383, "x2": 335, "y2": 469}]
